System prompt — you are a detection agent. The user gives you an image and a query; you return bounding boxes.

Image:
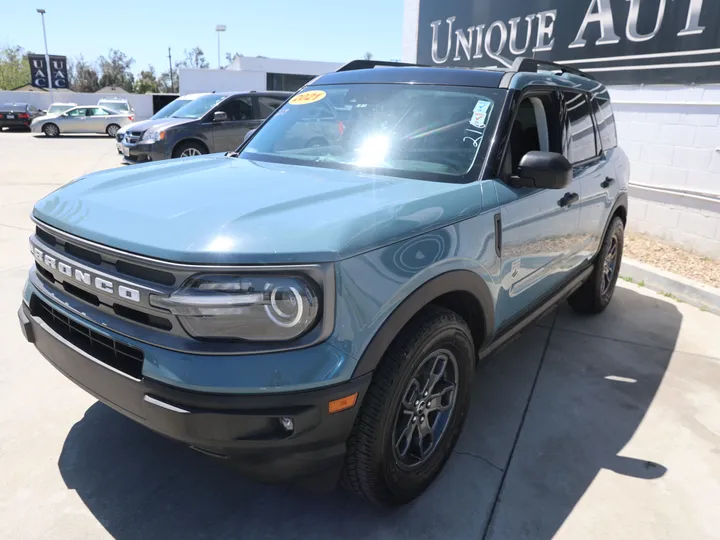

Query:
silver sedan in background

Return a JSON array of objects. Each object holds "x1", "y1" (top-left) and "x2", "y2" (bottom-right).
[{"x1": 31, "y1": 106, "x2": 134, "y2": 137}]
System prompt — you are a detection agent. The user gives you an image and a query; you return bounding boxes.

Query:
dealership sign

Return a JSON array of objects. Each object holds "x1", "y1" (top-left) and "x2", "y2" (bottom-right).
[
  {"x1": 28, "y1": 54, "x2": 69, "y2": 89},
  {"x1": 416, "y1": 0, "x2": 719, "y2": 84}
]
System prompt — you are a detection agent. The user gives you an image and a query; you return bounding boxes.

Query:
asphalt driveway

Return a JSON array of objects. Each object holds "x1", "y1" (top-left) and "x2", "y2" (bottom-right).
[{"x1": 1, "y1": 132, "x2": 719, "y2": 539}]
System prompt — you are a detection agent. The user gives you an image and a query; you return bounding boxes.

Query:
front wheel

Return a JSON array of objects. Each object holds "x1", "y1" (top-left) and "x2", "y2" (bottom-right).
[
  {"x1": 341, "y1": 306, "x2": 475, "y2": 506},
  {"x1": 43, "y1": 123, "x2": 60, "y2": 137},
  {"x1": 173, "y1": 141, "x2": 207, "y2": 158},
  {"x1": 106, "y1": 124, "x2": 120, "y2": 138},
  {"x1": 568, "y1": 216, "x2": 625, "y2": 314}
]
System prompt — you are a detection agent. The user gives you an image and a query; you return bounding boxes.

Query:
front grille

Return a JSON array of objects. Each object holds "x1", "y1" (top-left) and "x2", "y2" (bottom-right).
[
  {"x1": 34, "y1": 226, "x2": 175, "y2": 287},
  {"x1": 125, "y1": 131, "x2": 144, "y2": 144},
  {"x1": 30, "y1": 295, "x2": 144, "y2": 379}
]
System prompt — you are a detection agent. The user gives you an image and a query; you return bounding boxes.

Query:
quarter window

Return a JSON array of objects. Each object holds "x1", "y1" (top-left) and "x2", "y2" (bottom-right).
[
  {"x1": 563, "y1": 92, "x2": 598, "y2": 164},
  {"x1": 591, "y1": 92, "x2": 618, "y2": 151}
]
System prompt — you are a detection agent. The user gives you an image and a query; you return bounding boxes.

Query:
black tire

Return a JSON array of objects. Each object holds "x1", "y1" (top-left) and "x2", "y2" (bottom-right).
[
  {"x1": 43, "y1": 123, "x2": 60, "y2": 137},
  {"x1": 568, "y1": 217, "x2": 624, "y2": 314},
  {"x1": 172, "y1": 140, "x2": 207, "y2": 158},
  {"x1": 341, "y1": 306, "x2": 475, "y2": 506},
  {"x1": 106, "y1": 124, "x2": 120, "y2": 138}
]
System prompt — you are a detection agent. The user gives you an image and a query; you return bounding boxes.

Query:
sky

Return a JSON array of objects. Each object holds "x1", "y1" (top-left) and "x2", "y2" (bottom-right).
[{"x1": 1, "y1": 0, "x2": 404, "y2": 74}]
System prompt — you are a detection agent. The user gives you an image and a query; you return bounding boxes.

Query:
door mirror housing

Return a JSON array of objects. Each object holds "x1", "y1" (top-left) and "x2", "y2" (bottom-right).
[
  {"x1": 510, "y1": 151, "x2": 572, "y2": 189},
  {"x1": 243, "y1": 128, "x2": 256, "y2": 142},
  {"x1": 213, "y1": 111, "x2": 228, "y2": 123}
]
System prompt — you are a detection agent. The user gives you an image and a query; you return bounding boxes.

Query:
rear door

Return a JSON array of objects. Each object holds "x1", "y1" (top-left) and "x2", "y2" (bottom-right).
[
  {"x1": 562, "y1": 91, "x2": 610, "y2": 265},
  {"x1": 86, "y1": 107, "x2": 110, "y2": 132},
  {"x1": 210, "y1": 96, "x2": 257, "y2": 152}
]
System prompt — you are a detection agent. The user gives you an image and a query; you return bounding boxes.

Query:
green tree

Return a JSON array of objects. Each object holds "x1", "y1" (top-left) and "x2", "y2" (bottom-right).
[
  {"x1": 0, "y1": 45, "x2": 32, "y2": 90},
  {"x1": 71, "y1": 56, "x2": 100, "y2": 92},
  {"x1": 134, "y1": 65, "x2": 159, "y2": 94},
  {"x1": 364, "y1": 52, "x2": 374, "y2": 60},
  {"x1": 180, "y1": 47, "x2": 209, "y2": 69},
  {"x1": 97, "y1": 49, "x2": 135, "y2": 92}
]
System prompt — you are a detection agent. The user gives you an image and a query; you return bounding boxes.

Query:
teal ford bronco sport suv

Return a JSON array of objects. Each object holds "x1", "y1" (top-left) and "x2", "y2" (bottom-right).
[{"x1": 18, "y1": 58, "x2": 628, "y2": 506}]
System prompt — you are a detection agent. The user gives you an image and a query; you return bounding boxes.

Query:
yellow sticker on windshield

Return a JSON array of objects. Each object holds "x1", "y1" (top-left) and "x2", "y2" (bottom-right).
[{"x1": 289, "y1": 90, "x2": 327, "y2": 105}]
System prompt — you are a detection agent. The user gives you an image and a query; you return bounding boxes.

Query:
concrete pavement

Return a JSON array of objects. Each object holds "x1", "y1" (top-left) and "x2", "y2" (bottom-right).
[{"x1": 1, "y1": 132, "x2": 719, "y2": 539}]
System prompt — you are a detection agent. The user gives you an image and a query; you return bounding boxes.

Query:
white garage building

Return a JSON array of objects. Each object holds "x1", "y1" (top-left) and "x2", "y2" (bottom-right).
[{"x1": 178, "y1": 56, "x2": 343, "y2": 95}]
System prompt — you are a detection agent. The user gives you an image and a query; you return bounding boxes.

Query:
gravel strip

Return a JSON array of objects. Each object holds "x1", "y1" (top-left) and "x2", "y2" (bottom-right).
[{"x1": 624, "y1": 233, "x2": 720, "y2": 289}]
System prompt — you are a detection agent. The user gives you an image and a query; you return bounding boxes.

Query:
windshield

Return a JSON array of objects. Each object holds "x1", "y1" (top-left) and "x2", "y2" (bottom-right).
[
  {"x1": 151, "y1": 98, "x2": 192, "y2": 120},
  {"x1": 99, "y1": 101, "x2": 129, "y2": 113},
  {"x1": 171, "y1": 94, "x2": 226, "y2": 119},
  {"x1": 240, "y1": 84, "x2": 503, "y2": 181},
  {"x1": 47, "y1": 104, "x2": 73, "y2": 114}
]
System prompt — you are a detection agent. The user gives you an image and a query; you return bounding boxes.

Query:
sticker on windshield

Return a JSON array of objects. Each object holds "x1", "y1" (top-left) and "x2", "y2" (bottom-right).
[
  {"x1": 469, "y1": 99, "x2": 492, "y2": 129},
  {"x1": 289, "y1": 90, "x2": 327, "y2": 105}
]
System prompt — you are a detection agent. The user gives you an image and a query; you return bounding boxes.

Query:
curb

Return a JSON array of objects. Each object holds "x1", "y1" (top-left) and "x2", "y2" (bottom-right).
[{"x1": 619, "y1": 258, "x2": 720, "y2": 315}]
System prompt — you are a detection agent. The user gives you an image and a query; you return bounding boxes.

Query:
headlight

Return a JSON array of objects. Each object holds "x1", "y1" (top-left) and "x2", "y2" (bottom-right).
[
  {"x1": 142, "y1": 130, "x2": 165, "y2": 142},
  {"x1": 150, "y1": 274, "x2": 321, "y2": 341}
]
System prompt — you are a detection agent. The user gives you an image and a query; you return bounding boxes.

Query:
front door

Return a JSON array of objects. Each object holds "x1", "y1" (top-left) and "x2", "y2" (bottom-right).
[
  {"x1": 493, "y1": 94, "x2": 584, "y2": 330},
  {"x1": 211, "y1": 96, "x2": 261, "y2": 152},
  {"x1": 62, "y1": 107, "x2": 89, "y2": 133}
]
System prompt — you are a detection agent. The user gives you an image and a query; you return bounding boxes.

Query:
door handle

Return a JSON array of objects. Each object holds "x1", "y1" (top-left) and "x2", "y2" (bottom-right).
[
  {"x1": 558, "y1": 192, "x2": 579, "y2": 208},
  {"x1": 601, "y1": 177, "x2": 615, "y2": 189}
]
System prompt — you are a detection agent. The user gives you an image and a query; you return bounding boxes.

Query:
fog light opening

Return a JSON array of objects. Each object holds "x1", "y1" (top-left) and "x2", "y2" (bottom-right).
[{"x1": 279, "y1": 417, "x2": 294, "y2": 432}]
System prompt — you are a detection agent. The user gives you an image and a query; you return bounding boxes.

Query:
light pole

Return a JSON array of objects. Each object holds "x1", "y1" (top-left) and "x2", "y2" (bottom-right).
[
  {"x1": 36, "y1": 8, "x2": 54, "y2": 103},
  {"x1": 216, "y1": 25, "x2": 226, "y2": 69}
]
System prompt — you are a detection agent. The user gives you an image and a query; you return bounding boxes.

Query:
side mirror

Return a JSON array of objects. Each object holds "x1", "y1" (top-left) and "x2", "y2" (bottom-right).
[
  {"x1": 213, "y1": 111, "x2": 228, "y2": 123},
  {"x1": 510, "y1": 151, "x2": 572, "y2": 189},
  {"x1": 243, "y1": 128, "x2": 256, "y2": 142}
]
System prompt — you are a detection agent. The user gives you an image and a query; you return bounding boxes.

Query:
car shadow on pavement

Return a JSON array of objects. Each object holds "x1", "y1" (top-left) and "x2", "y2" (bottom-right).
[
  {"x1": 31, "y1": 134, "x2": 113, "y2": 139},
  {"x1": 57, "y1": 286, "x2": 680, "y2": 540}
]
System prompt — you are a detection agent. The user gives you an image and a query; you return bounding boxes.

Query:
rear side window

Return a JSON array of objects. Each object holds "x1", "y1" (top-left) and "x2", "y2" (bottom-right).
[
  {"x1": 591, "y1": 92, "x2": 618, "y2": 151},
  {"x1": 563, "y1": 92, "x2": 598, "y2": 164}
]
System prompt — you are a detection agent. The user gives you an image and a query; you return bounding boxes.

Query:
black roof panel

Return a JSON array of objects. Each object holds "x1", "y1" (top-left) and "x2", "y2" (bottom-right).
[{"x1": 311, "y1": 67, "x2": 506, "y2": 88}]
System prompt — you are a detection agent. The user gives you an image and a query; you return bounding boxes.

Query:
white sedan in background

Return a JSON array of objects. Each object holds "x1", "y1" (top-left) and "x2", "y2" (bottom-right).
[{"x1": 31, "y1": 105, "x2": 134, "y2": 137}]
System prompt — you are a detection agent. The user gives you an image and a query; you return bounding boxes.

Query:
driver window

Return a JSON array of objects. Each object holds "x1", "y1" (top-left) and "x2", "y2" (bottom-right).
[{"x1": 503, "y1": 98, "x2": 549, "y2": 178}]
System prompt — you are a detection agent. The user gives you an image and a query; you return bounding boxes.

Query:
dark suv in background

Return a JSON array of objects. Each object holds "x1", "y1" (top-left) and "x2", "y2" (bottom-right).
[{"x1": 121, "y1": 91, "x2": 291, "y2": 162}]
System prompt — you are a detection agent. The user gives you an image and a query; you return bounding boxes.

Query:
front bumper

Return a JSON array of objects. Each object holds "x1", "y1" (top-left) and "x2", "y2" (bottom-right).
[
  {"x1": 18, "y1": 299, "x2": 371, "y2": 484},
  {"x1": 121, "y1": 140, "x2": 169, "y2": 163}
]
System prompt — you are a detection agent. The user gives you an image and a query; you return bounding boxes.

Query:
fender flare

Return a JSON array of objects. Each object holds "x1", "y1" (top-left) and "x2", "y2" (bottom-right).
[
  {"x1": 600, "y1": 192, "x2": 628, "y2": 247},
  {"x1": 352, "y1": 270, "x2": 495, "y2": 378}
]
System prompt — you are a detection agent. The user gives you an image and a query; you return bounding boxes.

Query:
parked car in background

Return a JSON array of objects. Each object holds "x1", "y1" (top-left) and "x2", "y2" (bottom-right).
[
  {"x1": 121, "y1": 91, "x2": 290, "y2": 163},
  {"x1": 97, "y1": 98, "x2": 134, "y2": 115},
  {"x1": 45, "y1": 102, "x2": 78, "y2": 116},
  {"x1": 0, "y1": 103, "x2": 43, "y2": 130},
  {"x1": 31, "y1": 105, "x2": 134, "y2": 137},
  {"x1": 115, "y1": 93, "x2": 208, "y2": 154}
]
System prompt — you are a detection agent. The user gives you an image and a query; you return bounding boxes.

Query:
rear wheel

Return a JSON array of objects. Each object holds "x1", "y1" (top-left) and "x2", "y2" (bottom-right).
[
  {"x1": 341, "y1": 306, "x2": 475, "y2": 506},
  {"x1": 173, "y1": 141, "x2": 207, "y2": 158},
  {"x1": 106, "y1": 124, "x2": 120, "y2": 138},
  {"x1": 43, "y1": 123, "x2": 59, "y2": 137},
  {"x1": 568, "y1": 217, "x2": 624, "y2": 314}
]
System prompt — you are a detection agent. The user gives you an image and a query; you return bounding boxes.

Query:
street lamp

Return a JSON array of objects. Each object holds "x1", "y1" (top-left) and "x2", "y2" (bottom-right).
[
  {"x1": 216, "y1": 24, "x2": 226, "y2": 69},
  {"x1": 36, "y1": 8, "x2": 54, "y2": 102}
]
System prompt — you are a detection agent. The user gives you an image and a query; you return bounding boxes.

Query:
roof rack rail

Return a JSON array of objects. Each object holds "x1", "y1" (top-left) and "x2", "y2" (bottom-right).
[
  {"x1": 336, "y1": 59, "x2": 428, "y2": 72},
  {"x1": 510, "y1": 57, "x2": 595, "y2": 80}
]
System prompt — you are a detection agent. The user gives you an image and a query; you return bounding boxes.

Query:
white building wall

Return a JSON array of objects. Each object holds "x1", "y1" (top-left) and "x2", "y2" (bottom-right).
[
  {"x1": 0, "y1": 90, "x2": 155, "y2": 120},
  {"x1": 179, "y1": 69, "x2": 267, "y2": 95},
  {"x1": 610, "y1": 84, "x2": 720, "y2": 257}
]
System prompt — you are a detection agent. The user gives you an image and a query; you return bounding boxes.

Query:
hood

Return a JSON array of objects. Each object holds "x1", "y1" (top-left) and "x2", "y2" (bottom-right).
[
  {"x1": 119, "y1": 117, "x2": 193, "y2": 134},
  {"x1": 33, "y1": 157, "x2": 482, "y2": 264}
]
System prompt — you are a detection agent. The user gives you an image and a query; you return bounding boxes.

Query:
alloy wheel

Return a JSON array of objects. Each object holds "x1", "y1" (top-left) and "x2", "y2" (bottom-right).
[
  {"x1": 107, "y1": 125, "x2": 119, "y2": 137},
  {"x1": 180, "y1": 147, "x2": 201, "y2": 157},
  {"x1": 392, "y1": 349, "x2": 458, "y2": 469}
]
